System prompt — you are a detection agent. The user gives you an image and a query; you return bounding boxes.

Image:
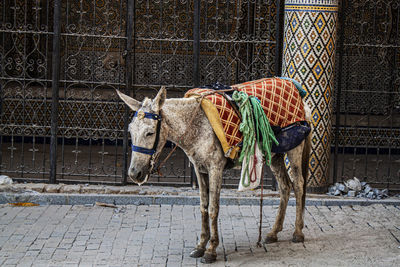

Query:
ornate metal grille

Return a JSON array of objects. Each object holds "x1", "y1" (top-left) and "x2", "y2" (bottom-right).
[
  {"x1": 131, "y1": 0, "x2": 279, "y2": 187},
  {"x1": 2, "y1": 0, "x2": 397, "y2": 190},
  {"x1": 0, "y1": 0, "x2": 53, "y2": 180},
  {"x1": 333, "y1": 0, "x2": 400, "y2": 190},
  {"x1": 0, "y1": 0, "x2": 279, "y2": 187}
]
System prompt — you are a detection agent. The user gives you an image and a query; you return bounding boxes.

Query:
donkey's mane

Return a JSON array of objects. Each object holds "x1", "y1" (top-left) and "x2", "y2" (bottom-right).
[
  {"x1": 161, "y1": 97, "x2": 200, "y2": 115},
  {"x1": 165, "y1": 97, "x2": 196, "y2": 106}
]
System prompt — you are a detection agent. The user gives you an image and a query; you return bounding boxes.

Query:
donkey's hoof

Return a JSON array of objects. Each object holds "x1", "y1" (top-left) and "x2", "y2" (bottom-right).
[
  {"x1": 292, "y1": 233, "x2": 304, "y2": 243},
  {"x1": 189, "y1": 248, "x2": 205, "y2": 258},
  {"x1": 201, "y1": 253, "x2": 217, "y2": 264},
  {"x1": 264, "y1": 235, "x2": 278, "y2": 244}
]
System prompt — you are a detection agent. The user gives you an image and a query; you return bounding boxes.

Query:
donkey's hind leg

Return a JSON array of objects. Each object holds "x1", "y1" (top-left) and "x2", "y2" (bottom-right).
[
  {"x1": 265, "y1": 153, "x2": 291, "y2": 244},
  {"x1": 287, "y1": 141, "x2": 306, "y2": 243},
  {"x1": 189, "y1": 168, "x2": 209, "y2": 258}
]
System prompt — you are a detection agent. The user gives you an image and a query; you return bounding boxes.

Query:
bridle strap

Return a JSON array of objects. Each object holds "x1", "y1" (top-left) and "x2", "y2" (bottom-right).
[
  {"x1": 152, "y1": 112, "x2": 162, "y2": 152},
  {"x1": 133, "y1": 111, "x2": 161, "y2": 121},
  {"x1": 131, "y1": 145, "x2": 156, "y2": 155},
  {"x1": 131, "y1": 111, "x2": 162, "y2": 156}
]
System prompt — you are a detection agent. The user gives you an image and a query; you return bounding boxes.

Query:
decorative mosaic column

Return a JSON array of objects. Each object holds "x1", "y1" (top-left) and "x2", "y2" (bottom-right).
[{"x1": 282, "y1": 0, "x2": 339, "y2": 192}]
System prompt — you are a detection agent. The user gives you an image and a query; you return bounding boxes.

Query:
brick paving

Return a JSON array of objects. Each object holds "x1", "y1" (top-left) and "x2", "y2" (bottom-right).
[{"x1": 0, "y1": 203, "x2": 399, "y2": 266}]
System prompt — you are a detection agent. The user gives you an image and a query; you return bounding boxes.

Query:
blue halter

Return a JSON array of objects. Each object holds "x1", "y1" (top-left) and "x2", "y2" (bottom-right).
[
  {"x1": 133, "y1": 111, "x2": 161, "y2": 121},
  {"x1": 131, "y1": 111, "x2": 162, "y2": 156},
  {"x1": 131, "y1": 145, "x2": 156, "y2": 155}
]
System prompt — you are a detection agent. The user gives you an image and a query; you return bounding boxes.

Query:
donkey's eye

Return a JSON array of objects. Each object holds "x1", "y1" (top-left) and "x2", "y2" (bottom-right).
[{"x1": 145, "y1": 132, "x2": 155, "y2": 137}]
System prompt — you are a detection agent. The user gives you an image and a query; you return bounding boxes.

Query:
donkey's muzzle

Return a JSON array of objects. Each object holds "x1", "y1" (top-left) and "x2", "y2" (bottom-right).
[
  {"x1": 128, "y1": 166, "x2": 151, "y2": 184},
  {"x1": 128, "y1": 168, "x2": 144, "y2": 183}
]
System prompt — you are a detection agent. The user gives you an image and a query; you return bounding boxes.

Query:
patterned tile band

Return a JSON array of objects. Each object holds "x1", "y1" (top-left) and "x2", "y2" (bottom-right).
[
  {"x1": 285, "y1": 4, "x2": 338, "y2": 13},
  {"x1": 284, "y1": 0, "x2": 337, "y2": 4}
]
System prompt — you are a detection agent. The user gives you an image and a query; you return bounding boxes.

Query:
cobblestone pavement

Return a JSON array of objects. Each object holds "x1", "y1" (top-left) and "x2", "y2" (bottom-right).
[{"x1": 0, "y1": 204, "x2": 399, "y2": 267}]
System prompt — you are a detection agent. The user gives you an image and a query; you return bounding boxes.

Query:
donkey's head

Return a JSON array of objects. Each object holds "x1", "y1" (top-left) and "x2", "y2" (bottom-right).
[{"x1": 116, "y1": 87, "x2": 167, "y2": 185}]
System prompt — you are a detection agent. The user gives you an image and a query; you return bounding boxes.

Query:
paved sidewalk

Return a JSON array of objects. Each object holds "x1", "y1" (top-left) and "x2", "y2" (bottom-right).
[
  {"x1": 0, "y1": 203, "x2": 399, "y2": 266},
  {"x1": 1, "y1": 183, "x2": 400, "y2": 206}
]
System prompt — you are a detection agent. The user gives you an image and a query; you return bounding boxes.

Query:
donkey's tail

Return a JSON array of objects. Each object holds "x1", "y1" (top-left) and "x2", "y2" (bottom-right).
[
  {"x1": 301, "y1": 109, "x2": 312, "y2": 210},
  {"x1": 302, "y1": 130, "x2": 311, "y2": 206}
]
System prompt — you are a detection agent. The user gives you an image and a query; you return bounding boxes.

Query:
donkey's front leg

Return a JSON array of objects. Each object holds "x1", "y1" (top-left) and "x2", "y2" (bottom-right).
[
  {"x1": 201, "y1": 167, "x2": 223, "y2": 264},
  {"x1": 189, "y1": 168, "x2": 210, "y2": 258}
]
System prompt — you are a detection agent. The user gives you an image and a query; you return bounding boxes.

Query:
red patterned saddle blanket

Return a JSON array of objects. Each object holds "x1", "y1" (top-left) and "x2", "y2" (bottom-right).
[{"x1": 184, "y1": 78, "x2": 306, "y2": 159}]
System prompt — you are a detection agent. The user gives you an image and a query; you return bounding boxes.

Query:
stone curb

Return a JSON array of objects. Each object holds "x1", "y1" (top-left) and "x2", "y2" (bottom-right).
[{"x1": 1, "y1": 192, "x2": 399, "y2": 206}]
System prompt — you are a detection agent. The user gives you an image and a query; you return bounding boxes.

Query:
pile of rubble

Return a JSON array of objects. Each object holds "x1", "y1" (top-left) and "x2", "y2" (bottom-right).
[
  {"x1": 0, "y1": 175, "x2": 13, "y2": 185},
  {"x1": 328, "y1": 177, "x2": 389, "y2": 199}
]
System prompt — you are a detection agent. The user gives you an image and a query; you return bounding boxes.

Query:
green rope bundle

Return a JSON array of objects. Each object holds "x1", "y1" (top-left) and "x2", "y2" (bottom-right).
[{"x1": 233, "y1": 91, "x2": 278, "y2": 172}]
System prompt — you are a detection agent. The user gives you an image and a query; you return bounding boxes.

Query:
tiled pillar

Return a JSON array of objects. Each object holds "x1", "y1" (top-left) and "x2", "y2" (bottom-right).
[{"x1": 282, "y1": 0, "x2": 339, "y2": 192}]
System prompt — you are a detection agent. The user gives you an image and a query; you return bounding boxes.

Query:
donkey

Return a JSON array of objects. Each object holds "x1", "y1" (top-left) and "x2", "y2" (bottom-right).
[{"x1": 117, "y1": 86, "x2": 311, "y2": 263}]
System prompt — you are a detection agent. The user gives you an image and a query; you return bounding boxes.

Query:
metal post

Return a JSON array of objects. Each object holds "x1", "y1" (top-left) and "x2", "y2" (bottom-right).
[
  {"x1": 274, "y1": 0, "x2": 285, "y2": 76},
  {"x1": 271, "y1": 0, "x2": 285, "y2": 190},
  {"x1": 333, "y1": 0, "x2": 346, "y2": 185},
  {"x1": 122, "y1": 0, "x2": 135, "y2": 185},
  {"x1": 190, "y1": 0, "x2": 201, "y2": 185},
  {"x1": 49, "y1": 0, "x2": 62, "y2": 184},
  {"x1": 193, "y1": 0, "x2": 200, "y2": 87},
  {"x1": 0, "y1": 83, "x2": 3, "y2": 174}
]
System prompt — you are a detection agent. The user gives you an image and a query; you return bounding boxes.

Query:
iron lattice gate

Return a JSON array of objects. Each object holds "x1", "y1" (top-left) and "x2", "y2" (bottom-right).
[
  {"x1": 0, "y1": 0, "x2": 280, "y2": 187},
  {"x1": 332, "y1": 0, "x2": 400, "y2": 190},
  {"x1": 1, "y1": 0, "x2": 399, "y2": 190}
]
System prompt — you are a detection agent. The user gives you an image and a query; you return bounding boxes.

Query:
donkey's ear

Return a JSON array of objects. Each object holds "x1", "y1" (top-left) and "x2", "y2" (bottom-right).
[
  {"x1": 116, "y1": 89, "x2": 141, "y2": 111},
  {"x1": 152, "y1": 86, "x2": 167, "y2": 111}
]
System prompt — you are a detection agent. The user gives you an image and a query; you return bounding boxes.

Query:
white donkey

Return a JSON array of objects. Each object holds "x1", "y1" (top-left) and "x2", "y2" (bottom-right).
[{"x1": 117, "y1": 87, "x2": 311, "y2": 263}]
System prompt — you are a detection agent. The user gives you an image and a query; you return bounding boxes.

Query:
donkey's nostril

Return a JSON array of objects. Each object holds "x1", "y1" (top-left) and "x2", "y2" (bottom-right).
[{"x1": 128, "y1": 168, "x2": 144, "y2": 182}]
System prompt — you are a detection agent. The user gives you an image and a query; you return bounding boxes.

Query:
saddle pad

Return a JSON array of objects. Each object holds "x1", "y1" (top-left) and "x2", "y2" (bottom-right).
[
  {"x1": 233, "y1": 78, "x2": 306, "y2": 128},
  {"x1": 185, "y1": 78, "x2": 306, "y2": 159},
  {"x1": 185, "y1": 88, "x2": 242, "y2": 159}
]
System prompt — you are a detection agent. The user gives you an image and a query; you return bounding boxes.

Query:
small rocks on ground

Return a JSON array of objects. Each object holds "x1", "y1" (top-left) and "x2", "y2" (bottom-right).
[
  {"x1": 114, "y1": 206, "x2": 126, "y2": 214},
  {"x1": 0, "y1": 175, "x2": 13, "y2": 185},
  {"x1": 344, "y1": 177, "x2": 362, "y2": 192},
  {"x1": 337, "y1": 183, "x2": 348, "y2": 193},
  {"x1": 347, "y1": 190, "x2": 356, "y2": 197},
  {"x1": 327, "y1": 177, "x2": 390, "y2": 199}
]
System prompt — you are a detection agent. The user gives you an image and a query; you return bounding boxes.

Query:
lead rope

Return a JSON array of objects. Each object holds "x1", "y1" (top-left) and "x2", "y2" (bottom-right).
[
  {"x1": 232, "y1": 91, "x2": 273, "y2": 247},
  {"x1": 257, "y1": 161, "x2": 265, "y2": 247}
]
